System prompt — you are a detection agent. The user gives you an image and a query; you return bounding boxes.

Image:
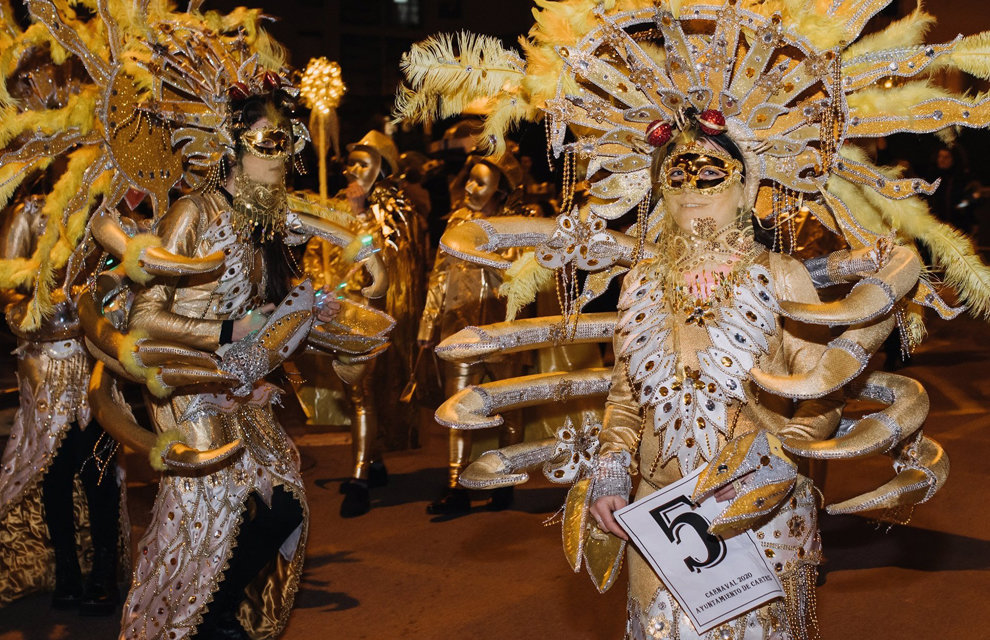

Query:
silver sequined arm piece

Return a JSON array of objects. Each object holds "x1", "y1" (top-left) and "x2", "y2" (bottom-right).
[
  {"x1": 802, "y1": 250, "x2": 880, "y2": 288},
  {"x1": 589, "y1": 451, "x2": 632, "y2": 504},
  {"x1": 803, "y1": 256, "x2": 832, "y2": 289}
]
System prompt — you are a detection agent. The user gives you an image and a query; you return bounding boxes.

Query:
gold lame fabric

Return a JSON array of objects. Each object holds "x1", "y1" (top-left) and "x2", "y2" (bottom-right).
[
  {"x1": 0, "y1": 195, "x2": 130, "y2": 605},
  {"x1": 421, "y1": 206, "x2": 528, "y2": 484},
  {"x1": 418, "y1": 208, "x2": 507, "y2": 344},
  {"x1": 598, "y1": 250, "x2": 837, "y2": 639},
  {"x1": 121, "y1": 191, "x2": 307, "y2": 640},
  {"x1": 300, "y1": 182, "x2": 426, "y2": 456}
]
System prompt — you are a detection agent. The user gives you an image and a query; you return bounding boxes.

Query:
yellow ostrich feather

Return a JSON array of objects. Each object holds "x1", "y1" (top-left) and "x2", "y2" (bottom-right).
[
  {"x1": 0, "y1": 88, "x2": 98, "y2": 148},
  {"x1": 480, "y1": 93, "x2": 533, "y2": 155},
  {"x1": 939, "y1": 31, "x2": 990, "y2": 80},
  {"x1": 0, "y1": 157, "x2": 51, "y2": 214},
  {"x1": 823, "y1": 177, "x2": 887, "y2": 237},
  {"x1": 121, "y1": 233, "x2": 162, "y2": 284},
  {"x1": 149, "y1": 429, "x2": 185, "y2": 471},
  {"x1": 499, "y1": 251, "x2": 555, "y2": 321},
  {"x1": 834, "y1": 147, "x2": 990, "y2": 319},
  {"x1": 145, "y1": 368, "x2": 172, "y2": 399},
  {"x1": 19, "y1": 148, "x2": 107, "y2": 330},
  {"x1": 613, "y1": 0, "x2": 655, "y2": 11},
  {"x1": 0, "y1": 0, "x2": 20, "y2": 41},
  {"x1": 843, "y1": 5, "x2": 934, "y2": 61},
  {"x1": 745, "y1": 0, "x2": 846, "y2": 51},
  {"x1": 846, "y1": 82, "x2": 954, "y2": 120},
  {"x1": 200, "y1": 7, "x2": 287, "y2": 70},
  {"x1": 518, "y1": 37, "x2": 573, "y2": 107},
  {"x1": 395, "y1": 31, "x2": 526, "y2": 125},
  {"x1": 119, "y1": 328, "x2": 150, "y2": 380},
  {"x1": 530, "y1": 0, "x2": 599, "y2": 48}
]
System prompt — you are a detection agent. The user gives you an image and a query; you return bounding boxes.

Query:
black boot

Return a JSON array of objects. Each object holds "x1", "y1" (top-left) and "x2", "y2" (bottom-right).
[
  {"x1": 79, "y1": 547, "x2": 119, "y2": 616},
  {"x1": 197, "y1": 609, "x2": 251, "y2": 640},
  {"x1": 486, "y1": 486, "x2": 514, "y2": 511},
  {"x1": 340, "y1": 480, "x2": 370, "y2": 518},
  {"x1": 51, "y1": 547, "x2": 83, "y2": 610},
  {"x1": 42, "y1": 427, "x2": 83, "y2": 610},
  {"x1": 78, "y1": 425, "x2": 121, "y2": 617},
  {"x1": 426, "y1": 488, "x2": 471, "y2": 516},
  {"x1": 367, "y1": 461, "x2": 389, "y2": 489}
]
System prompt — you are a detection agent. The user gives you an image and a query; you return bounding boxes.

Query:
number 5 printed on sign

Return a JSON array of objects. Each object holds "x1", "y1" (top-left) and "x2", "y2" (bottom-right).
[
  {"x1": 649, "y1": 495, "x2": 727, "y2": 574},
  {"x1": 614, "y1": 465, "x2": 783, "y2": 634}
]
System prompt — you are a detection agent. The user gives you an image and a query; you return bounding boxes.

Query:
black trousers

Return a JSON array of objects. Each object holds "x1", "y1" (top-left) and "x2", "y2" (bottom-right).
[
  {"x1": 196, "y1": 485, "x2": 304, "y2": 633},
  {"x1": 41, "y1": 422, "x2": 120, "y2": 567}
]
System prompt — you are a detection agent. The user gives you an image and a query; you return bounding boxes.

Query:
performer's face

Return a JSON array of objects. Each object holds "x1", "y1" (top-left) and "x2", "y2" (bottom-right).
[
  {"x1": 661, "y1": 139, "x2": 745, "y2": 233},
  {"x1": 238, "y1": 117, "x2": 288, "y2": 185},
  {"x1": 464, "y1": 162, "x2": 499, "y2": 212},
  {"x1": 344, "y1": 149, "x2": 381, "y2": 195}
]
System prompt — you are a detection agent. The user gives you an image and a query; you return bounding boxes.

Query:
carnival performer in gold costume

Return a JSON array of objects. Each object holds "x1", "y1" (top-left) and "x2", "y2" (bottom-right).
[
  {"x1": 418, "y1": 152, "x2": 527, "y2": 514},
  {"x1": 302, "y1": 130, "x2": 423, "y2": 517},
  {"x1": 0, "y1": 40, "x2": 128, "y2": 614},
  {"x1": 0, "y1": 4, "x2": 391, "y2": 637},
  {"x1": 398, "y1": 1, "x2": 990, "y2": 637},
  {"x1": 0, "y1": 192, "x2": 124, "y2": 615}
]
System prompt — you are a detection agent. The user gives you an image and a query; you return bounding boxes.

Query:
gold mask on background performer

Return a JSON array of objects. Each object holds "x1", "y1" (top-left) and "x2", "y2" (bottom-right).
[
  {"x1": 344, "y1": 149, "x2": 381, "y2": 195},
  {"x1": 464, "y1": 161, "x2": 500, "y2": 212}
]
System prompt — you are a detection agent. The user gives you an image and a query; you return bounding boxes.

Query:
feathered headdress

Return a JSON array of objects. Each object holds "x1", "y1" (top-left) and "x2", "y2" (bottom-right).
[
  {"x1": 0, "y1": 0, "x2": 300, "y2": 329},
  {"x1": 396, "y1": 0, "x2": 990, "y2": 322}
]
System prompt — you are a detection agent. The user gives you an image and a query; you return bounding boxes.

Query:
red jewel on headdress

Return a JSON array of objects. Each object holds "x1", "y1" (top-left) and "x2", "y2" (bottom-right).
[
  {"x1": 698, "y1": 109, "x2": 727, "y2": 135},
  {"x1": 262, "y1": 72, "x2": 281, "y2": 91},
  {"x1": 645, "y1": 120, "x2": 673, "y2": 147},
  {"x1": 228, "y1": 82, "x2": 250, "y2": 100}
]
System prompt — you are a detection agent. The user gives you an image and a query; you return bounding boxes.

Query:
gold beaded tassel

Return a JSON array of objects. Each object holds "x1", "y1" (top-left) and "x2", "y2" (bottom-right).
[
  {"x1": 770, "y1": 184, "x2": 802, "y2": 254},
  {"x1": 560, "y1": 148, "x2": 577, "y2": 213},
  {"x1": 544, "y1": 113, "x2": 556, "y2": 172},
  {"x1": 780, "y1": 564, "x2": 822, "y2": 640},
  {"x1": 819, "y1": 48, "x2": 845, "y2": 173},
  {"x1": 771, "y1": 183, "x2": 784, "y2": 251},
  {"x1": 634, "y1": 195, "x2": 650, "y2": 263},
  {"x1": 554, "y1": 260, "x2": 582, "y2": 341},
  {"x1": 199, "y1": 162, "x2": 225, "y2": 194}
]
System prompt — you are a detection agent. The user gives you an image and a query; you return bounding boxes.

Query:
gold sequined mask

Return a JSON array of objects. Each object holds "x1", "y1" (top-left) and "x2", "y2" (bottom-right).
[
  {"x1": 240, "y1": 125, "x2": 293, "y2": 160},
  {"x1": 659, "y1": 144, "x2": 744, "y2": 196}
]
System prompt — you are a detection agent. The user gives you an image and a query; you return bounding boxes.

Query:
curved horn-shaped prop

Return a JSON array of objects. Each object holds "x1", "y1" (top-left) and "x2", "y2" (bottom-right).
[
  {"x1": 781, "y1": 246, "x2": 920, "y2": 326},
  {"x1": 459, "y1": 439, "x2": 558, "y2": 489},
  {"x1": 751, "y1": 315, "x2": 895, "y2": 399},
  {"x1": 436, "y1": 313, "x2": 616, "y2": 363},
  {"x1": 88, "y1": 361, "x2": 243, "y2": 472},
  {"x1": 79, "y1": 289, "x2": 230, "y2": 387},
  {"x1": 80, "y1": 287, "x2": 239, "y2": 397},
  {"x1": 435, "y1": 368, "x2": 612, "y2": 430},
  {"x1": 90, "y1": 208, "x2": 224, "y2": 283},
  {"x1": 285, "y1": 210, "x2": 389, "y2": 299},
  {"x1": 783, "y1": 371, "x2": 929, "y2": 459},
  {"x1": 441, "y1": 216, "x2": 654, "y2": 271},
  {"x1": 825, "y1": 434, "x2": 948, "y2": 514}
]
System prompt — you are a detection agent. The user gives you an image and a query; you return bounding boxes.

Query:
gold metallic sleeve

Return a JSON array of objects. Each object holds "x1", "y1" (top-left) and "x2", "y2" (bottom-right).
[
  {"x1": 128, "y1": 197, "x2": 224, "y2": 351},
  {"x1": 599, "y1": 267, "x2": 645, "y2": 464},
  {"x1": 0, "y1": 203, "x2": 34, "y2": 263},
  {"x1": 417, "y1": 252, "x2": 450, "y2": 344}
]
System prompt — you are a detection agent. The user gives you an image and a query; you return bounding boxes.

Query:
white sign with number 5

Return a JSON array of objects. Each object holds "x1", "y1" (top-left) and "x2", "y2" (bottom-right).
[{"x1": 613, "y1": 465, "x2": 784, "y2": 634}]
